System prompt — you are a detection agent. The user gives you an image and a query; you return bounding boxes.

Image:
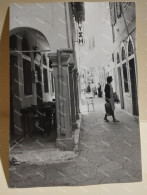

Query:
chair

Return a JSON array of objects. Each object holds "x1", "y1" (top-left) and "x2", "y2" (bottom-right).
[
  {"x1": 45, "y1": 103, "x2": 56, "y2": 135},
  {"x1": 28, "y1": 106, "x2": 40, "y2": 136},
  {"x1": 29, "y1": 105, "x2": 46, "y2": 136},
  {"x1": 85, "y1": 93, "x2": 94, "y2": 112}
]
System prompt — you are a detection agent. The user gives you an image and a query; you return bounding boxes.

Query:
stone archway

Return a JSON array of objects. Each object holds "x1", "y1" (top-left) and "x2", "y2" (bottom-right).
[{"x1": 10, "y1": 27, "x2": 50, "y2": 139}]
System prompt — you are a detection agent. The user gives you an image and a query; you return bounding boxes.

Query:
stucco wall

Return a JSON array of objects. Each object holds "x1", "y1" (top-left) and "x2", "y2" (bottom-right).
[
  {"x1": 111, "y1": 2, "x2": 137, "y2": 115},
  {"x1": 10, "y1": 3, "x2": 72, "y2": 52}
]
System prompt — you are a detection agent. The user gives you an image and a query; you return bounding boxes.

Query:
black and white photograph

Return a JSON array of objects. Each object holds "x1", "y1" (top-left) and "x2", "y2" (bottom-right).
[{"x1": 9, "y1": 2, "x2": 142, "y2": 187}]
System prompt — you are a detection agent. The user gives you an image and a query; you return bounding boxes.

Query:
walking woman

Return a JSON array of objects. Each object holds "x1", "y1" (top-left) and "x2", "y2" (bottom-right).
[{"x1": 104, "y1": 76, "x2": 119, "y2": 122}]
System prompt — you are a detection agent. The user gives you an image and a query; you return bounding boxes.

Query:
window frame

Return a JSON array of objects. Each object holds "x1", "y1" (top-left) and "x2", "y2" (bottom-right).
[
  {"x1": 22, "y1": 57, "x2": 33, "y2": 97},
  {"x1": 121, "y1": 46, "x2": 129, "y2": 94}
]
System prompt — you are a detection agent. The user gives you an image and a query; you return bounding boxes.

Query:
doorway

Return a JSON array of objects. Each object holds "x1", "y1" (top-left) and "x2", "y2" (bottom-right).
[
  {"x1": 117, "y1": 67, "x2": 124, "y2": 109},
  {"x1": 129, "y1": 58, "x2": 138, "y2": 115}
]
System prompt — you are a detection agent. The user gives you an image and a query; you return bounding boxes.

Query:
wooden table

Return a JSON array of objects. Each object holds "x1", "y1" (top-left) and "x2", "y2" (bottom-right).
[{"x1": 21, "y1": 102, "x2": 56, "y2": 137}]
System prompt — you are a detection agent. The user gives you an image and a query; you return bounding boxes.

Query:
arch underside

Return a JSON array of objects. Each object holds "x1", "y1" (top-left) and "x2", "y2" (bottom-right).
[{"x1": 10, "y1": 27, "x2": 50, "y2": 51}]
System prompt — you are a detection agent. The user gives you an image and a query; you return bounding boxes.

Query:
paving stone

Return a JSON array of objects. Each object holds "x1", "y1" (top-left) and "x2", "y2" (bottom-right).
[
  {"x1": 98, "y1": 161, "x2": 122, "y2": 172},
  {"x1": 9, "y1": 98, "x2": 142, "y2": 187}
]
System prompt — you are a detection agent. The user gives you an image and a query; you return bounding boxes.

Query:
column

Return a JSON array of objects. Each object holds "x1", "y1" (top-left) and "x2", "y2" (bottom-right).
[
  {"x1": 48, "y1": 53, "x2": 60, "y2": 137},
  {"x1": 69, "y1": 62, "x2": 78, "y2": 130},
  {"x1": 49, "y1": 51, "x2": 74, "y2": 151},
  {"x1": 76, "y1": 71, "x2": 80, "y2": 117},
  {"x1": 73, "y1": 68, "x2": 80, "y2": 120}
]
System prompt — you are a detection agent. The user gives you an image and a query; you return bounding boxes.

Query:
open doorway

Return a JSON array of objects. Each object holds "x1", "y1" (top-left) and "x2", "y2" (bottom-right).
[
  {"x1": 35, "y1": 65, "x2": 43, "y2": 105},
  {"x1": 129, "y1": 58, "x2": 138, "y2": 115},
  {"x1": 10, "y1": 28, "x2": 57, "y2": 145},
  {"x1": 117, "y1": 67, "x2": 124, "y2": 109}
]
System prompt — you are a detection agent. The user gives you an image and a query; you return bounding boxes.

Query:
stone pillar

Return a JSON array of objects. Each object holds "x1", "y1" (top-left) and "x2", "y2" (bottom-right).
[
  {"x1": 76, "y1": 71, "x2": 80, "y2": 116},
  {"x1": 49, "y1": 51, "x2": 74, "y2": 150},
  {"x1": 48, "y1": 53, "x2": 60, "y2": 137},
  {"x1": 69, "y1": 62, "x2": 78, "y2": 130}
]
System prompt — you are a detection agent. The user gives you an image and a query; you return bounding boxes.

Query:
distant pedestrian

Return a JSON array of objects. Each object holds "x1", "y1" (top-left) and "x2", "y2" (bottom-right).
[
  {"x1": 91, "y1": 81, "x2": 96, "y2": 97},
  {"x1": 104, "y1": 76, "x2": 119, "y2": 122},
  {"x1": 81, "y1": 81, "x2": 86, "y2": 94},
  {"x1": 97, "y1": 83, "x2": 102, "y2": 97},
  {"x1": 86, "y1": 83, "x2": 91, "y2": 93}
]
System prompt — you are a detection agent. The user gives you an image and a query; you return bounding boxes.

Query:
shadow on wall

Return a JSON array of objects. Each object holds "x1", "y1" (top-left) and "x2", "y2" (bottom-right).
[{"x1": 0, "y1": 8, "x2": 9, "y2": 186}]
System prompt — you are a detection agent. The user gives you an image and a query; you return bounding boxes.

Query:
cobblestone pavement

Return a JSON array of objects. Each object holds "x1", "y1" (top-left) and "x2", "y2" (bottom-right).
[{"x1": 9, "y1": 97, "x2": 142, "y2": 188}]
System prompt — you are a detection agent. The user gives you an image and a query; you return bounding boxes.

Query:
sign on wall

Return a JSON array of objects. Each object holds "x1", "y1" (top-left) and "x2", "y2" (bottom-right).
[{"x1": 77, "y1": 21, "x2": 85, "y2": 46}]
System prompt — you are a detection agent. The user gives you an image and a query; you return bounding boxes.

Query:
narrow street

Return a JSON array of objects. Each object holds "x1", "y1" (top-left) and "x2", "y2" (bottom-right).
[{"x1": 9, "y1": 97, "x2": 142, "y2": 187}]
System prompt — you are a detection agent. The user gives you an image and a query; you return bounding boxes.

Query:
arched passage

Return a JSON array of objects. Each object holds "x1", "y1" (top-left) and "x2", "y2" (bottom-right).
[
  {"x1": 10, "y1": 27, "x2": 56, "y2": 140},
  {"x1": 10, "y1": 27, "x2": 50, "y2": 49}
]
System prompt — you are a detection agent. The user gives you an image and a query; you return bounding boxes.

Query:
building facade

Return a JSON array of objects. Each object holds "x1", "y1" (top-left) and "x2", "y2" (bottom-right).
[
  {"x1": 10, "y1": 2, "x2": 85, "y2": 150},
  {"x1": 109, "y1": 2, "x2": 138, "y2": 116}
]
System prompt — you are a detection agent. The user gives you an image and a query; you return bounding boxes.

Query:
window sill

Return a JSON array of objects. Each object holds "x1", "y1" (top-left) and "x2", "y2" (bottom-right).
[
  {"x1": 124, "y1": 93, "x2": 131, "y2": 98},
  {"x1": 24, "y1": 95, "x2": 33, "y2": 98}
]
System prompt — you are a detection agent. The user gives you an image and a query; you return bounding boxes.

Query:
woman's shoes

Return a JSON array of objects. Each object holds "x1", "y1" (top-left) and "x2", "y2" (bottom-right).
[
  {"x1": 104, "y1": 116, "x2": 119, "y2": 122},
  {"x1": 104, "y1": 117, "x2": 109, "y2": 122},
  {"x1": 113, "y1": 119, "x2": 120, "y2": 122}
]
